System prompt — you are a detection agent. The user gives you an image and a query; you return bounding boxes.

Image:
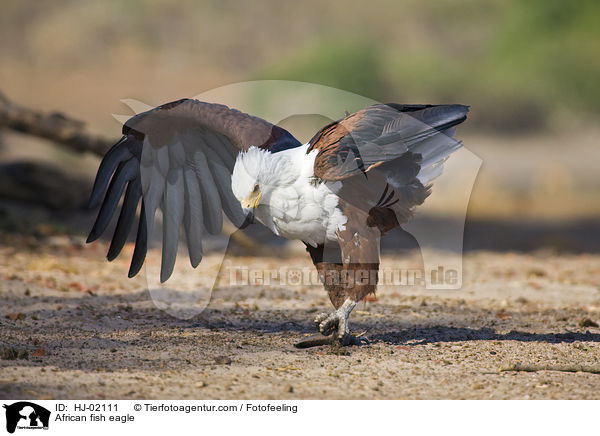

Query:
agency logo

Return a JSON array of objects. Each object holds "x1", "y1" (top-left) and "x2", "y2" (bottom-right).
[{"x1": 3, "y1": 402, "x2": 50, "y2": 434}]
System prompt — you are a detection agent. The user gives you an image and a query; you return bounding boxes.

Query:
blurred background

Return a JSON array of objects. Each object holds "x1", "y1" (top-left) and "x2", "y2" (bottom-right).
[{"x1": 0, "y1": 0, "x2": 599, "y2": 252}]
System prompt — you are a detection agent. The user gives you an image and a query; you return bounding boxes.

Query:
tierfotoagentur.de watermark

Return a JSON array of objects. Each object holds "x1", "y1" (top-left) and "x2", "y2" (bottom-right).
[{"x1": 225, "y1": 264, "x2": 459, "y2": 288}]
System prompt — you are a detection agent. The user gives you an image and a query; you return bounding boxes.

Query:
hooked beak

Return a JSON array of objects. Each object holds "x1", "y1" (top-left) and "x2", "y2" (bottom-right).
[{"x1": 242, "y1": 191, "x2": 262, "y2": 210}]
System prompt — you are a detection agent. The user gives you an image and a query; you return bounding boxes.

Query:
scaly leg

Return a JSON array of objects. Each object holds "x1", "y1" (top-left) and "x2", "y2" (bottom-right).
[{"x1": 314, "y1": 298, "x2": 367, "y2": 346}]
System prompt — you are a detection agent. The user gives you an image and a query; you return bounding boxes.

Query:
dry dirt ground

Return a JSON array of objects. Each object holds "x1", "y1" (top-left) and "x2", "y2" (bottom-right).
[{"x1": 1, "y1": 235, "x2": 600, "y2": 400}]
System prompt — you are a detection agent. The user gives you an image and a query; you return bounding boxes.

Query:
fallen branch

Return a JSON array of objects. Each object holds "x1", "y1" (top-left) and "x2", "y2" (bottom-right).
[
  {"x1": 500, "y1": 363, "x2": 600, "y2": 375},
  {"x1": 0, "y1": 91, "x2": 115, "y2": 156}
]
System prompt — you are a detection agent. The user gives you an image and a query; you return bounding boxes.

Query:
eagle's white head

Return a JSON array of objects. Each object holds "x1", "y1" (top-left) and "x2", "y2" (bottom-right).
[{"x1": 231, "y1": 146, "x2": 297, "y2": 212}]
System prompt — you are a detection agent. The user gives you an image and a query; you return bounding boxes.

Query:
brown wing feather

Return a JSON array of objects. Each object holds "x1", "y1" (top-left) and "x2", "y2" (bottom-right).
[
  {"x1": 124, "y1": 98, "x2": 283, "y2": 151},
  {"x1": 308, "y1": 108, "x2": 376, "y2": 180},
  {"x1": 308, "y1": 103, "x2": 468, "y2": 181}
]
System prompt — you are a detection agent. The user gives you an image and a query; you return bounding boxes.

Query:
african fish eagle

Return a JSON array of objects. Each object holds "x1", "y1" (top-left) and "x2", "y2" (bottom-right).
[{"x1": 87, "y1": 99, "x2": 468, "y2": 347}]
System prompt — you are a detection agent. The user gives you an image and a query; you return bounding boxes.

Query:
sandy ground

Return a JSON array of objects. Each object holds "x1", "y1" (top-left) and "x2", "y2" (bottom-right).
[{"x1": 1, "y1": 235, "x2": 600, "y2": 400}]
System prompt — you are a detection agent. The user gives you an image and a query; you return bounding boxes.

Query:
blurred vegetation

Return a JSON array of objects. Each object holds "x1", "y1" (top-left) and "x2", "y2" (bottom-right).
[
  {"x1": 1, "y1": 0, "x2": 598, "y2": 133},
  {"x1": 259, "y1": 0, "x2": 600, "y2": 132}
]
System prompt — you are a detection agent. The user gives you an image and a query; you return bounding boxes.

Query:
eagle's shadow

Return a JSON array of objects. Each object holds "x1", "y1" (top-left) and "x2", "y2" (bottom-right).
[
  {"x1": 188, "y1": 316, "x2": 600, "y2": 346},
  {"x1": 367, "y1": 326, "x2": 600, "y2": 345}
]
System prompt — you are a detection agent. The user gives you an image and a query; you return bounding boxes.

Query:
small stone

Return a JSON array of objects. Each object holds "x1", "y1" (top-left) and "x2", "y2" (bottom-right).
[
  {"x1": 527, "y1": 268, "x2": 547, "y2": 278},
  {"x1": 214, "y1": 356, "x2": 232, "y2": 365},
  {"x1": 32, "y1": 347, "x2": 46, "y2": 357},
  {"x1": 579, "y1": 318, "x2": 598, "y2": 328}
]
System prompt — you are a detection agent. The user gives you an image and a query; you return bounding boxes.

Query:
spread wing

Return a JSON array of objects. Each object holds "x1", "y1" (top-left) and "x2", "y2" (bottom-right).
[
  {"x1": 309, "y1": 103, "x2": 469, "y2": 182},
  {"x1": 87, "y1": 98, "x2": 296, "y2": 282}
]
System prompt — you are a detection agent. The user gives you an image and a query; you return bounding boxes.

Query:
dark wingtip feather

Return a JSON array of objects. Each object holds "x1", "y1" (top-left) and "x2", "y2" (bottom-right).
[
  {"x1": 86, "y1": 218, "x2": 104, "y2": 243},
  {"x1": 88, "y1": 159, "x2": 138, "y2": 244},
  {"x1": 159, "y1": 248, "x2": 176, "y2": 282},
  {"x1": 85, "y1": 232, "x2": 97, "y2": 244},
  {"x1": 159, "y1": 269, "x2": 172, "y2": 284},
  {"x1": 421, "y1": 104, "x2": 469, "y2": 128},
  {"x1": 88, "y1": 137, "x2": 131, "y2": 209},
  {"x1": 190, "y1": 255, "x2": 202, "y2": 269},
  {"x1": 107, "y1": 178, "x2": 142, "y2": 261},
  {"x1": 128, "y1": 201, "x2": 148, "y2": 278}
]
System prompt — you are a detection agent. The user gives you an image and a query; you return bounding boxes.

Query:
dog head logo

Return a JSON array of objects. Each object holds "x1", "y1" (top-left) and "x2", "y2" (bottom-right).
[{"x1": 3, "y1": 402, "x2": 50, "y2": 433}]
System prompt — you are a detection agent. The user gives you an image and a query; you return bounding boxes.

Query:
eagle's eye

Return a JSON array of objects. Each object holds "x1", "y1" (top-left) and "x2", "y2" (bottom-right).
[{"x1": 252, "y1": 184, "x2": 260, "y2": 193}]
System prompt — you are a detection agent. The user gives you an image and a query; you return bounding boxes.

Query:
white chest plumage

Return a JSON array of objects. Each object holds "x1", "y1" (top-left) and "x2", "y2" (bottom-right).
[
  {"x1": 234, "y1": 144, "x2": 347, "y2": 247},
  {"x1": 255, "y1": 177, "x2": 347, "y2": 246}
]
